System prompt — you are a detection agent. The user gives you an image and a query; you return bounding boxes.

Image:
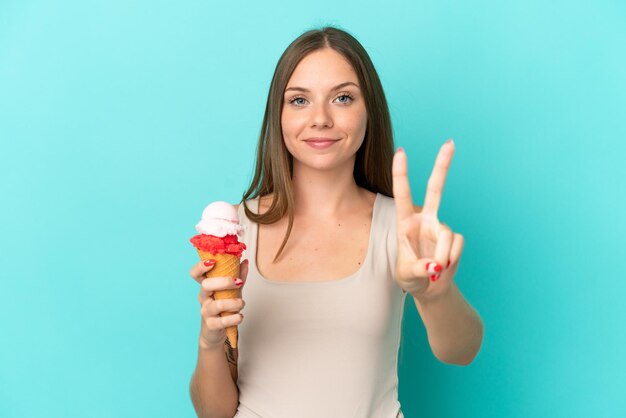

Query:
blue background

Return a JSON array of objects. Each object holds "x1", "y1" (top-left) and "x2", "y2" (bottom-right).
[{"x1": 1, "y1": 1, "x2": 625, "y2": 417}]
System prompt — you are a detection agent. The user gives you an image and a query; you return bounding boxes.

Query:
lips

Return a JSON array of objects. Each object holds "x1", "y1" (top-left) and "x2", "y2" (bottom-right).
[
  {"x1": 303, "y1": 137, "x2": 339, "y2": 143},
  {"x1": 303, "y1": 138, "x2": 339, "y2": 149}
]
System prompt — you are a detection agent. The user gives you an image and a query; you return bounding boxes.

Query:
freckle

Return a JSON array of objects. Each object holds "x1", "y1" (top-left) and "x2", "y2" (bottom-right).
[{"x1": 338, "y1": 223, "x2": 341, "y2": 227}]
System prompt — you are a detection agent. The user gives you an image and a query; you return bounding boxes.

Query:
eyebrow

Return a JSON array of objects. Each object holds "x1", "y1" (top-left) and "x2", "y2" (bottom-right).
[{"x1": 284, "y1": 81, "x2": 359, "y2": 93}]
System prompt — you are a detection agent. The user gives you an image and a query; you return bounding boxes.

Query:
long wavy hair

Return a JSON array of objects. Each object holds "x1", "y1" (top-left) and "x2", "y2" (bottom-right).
[{"x1": 242, "y1": 26, "x2": 394, "y2": 262}]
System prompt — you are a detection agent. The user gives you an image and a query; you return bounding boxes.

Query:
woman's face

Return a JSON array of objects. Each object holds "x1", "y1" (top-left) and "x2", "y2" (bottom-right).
[{"x1": 281, "y1": 48, "x2": 367, "y2": 173}]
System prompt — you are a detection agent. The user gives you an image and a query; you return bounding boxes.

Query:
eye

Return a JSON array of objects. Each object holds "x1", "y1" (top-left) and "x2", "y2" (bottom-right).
[
  {"x1": 288, "y1": 96, "x2": 308, "y2": 106},
  {"x1": 335, "y1": 93, "x2": 355, "y2": 104},
  {"x1": 286, "y1": 93, "x2": 355, "y2": 107}
]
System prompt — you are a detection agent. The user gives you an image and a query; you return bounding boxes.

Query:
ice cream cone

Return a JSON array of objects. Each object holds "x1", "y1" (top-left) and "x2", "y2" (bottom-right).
[
  {"x1": 191, "y1": 201, "x2": 246, "y2": 349},
  {"x1": 196, "y1": 249, "x2": 242, "y2": 348}
]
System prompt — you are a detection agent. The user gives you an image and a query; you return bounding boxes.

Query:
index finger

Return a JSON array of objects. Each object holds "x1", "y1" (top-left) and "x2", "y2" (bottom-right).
[
  {"x1": 392, "y1": 147, "x2": 415, "y2": 221},
  {"x1": 422, "y1": 139, "x2": 455, "y2": 216},
  {"x1": 190, "y1": 259, "x2": 216, "y2": 284}
]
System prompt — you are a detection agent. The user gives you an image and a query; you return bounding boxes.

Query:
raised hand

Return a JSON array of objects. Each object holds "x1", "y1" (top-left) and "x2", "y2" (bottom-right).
[{"x1": 392, "y1": 140, "x2": 465, "y2": 300}]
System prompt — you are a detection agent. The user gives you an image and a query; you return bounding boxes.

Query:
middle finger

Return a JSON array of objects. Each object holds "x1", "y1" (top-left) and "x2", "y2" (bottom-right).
[
  {"x1": 422, "y1": 140, "x2": 454, "y2": 217},
  {"x1": 202, "y1": 276, "x2": 244, "y2": 292}
]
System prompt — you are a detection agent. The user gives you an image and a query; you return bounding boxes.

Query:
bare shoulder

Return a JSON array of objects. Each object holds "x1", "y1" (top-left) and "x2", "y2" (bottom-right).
[
  {"x1": 258, "y1": 193, "x2": 275, "y2": 214},
  {"x1": 232, "y1": 194, "x2": 275, "y2": 214}
]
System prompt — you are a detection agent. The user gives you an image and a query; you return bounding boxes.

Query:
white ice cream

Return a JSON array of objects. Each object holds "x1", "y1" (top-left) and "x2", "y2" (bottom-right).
[{"x1": 195, "y1": 201, "x2": 245, "y2": 237}]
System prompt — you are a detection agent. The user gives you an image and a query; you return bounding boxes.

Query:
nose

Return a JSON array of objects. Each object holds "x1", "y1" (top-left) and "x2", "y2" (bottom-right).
[{"x1": 310, "y1": 103, "x2": 333, "y2": 128}]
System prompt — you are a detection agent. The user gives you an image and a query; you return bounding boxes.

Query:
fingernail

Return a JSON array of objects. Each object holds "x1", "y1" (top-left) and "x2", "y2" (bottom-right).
[
  {"x1": 446, "y1": 260, "x2": 451, "y2": 268},
  {"x1": 204, "y1": 260, "x2": 216, "y2": 267},
  {"x1": 234, "y1": 278, "x2": 243, "y2": 287},
  {"x1": 243, "y1": 259, "x2": 249, "y2": 265},
  {"x1": 430, "y1": 274, "x2": 439, "y2": 282},
  {"x1": 447, "y1": 139, "x2": 454, "y2": 145},
  {"x1": 426, "y1": 262, "x2": 441, "y2": 274},
  {"x1": 397, "y1": 147, "x2": 404, "y2": 153}
]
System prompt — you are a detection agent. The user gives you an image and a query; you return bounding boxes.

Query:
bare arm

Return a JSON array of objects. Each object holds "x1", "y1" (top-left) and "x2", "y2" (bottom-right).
[
  {"x1": 188, "y1": 255, "x2": 247, "y2": 418},
  {"x1": 224, "y1": 337, "x2": 239, "y2": 383},
  {"x1": 413, "y1": 282, "x2": 483, "y2": 365},
  {"x1": 189, "y1": 331, "x2": 239, "y2": 418},
  {"x1": 188, "y1": 210, "x2": 247, "y2": 417}
]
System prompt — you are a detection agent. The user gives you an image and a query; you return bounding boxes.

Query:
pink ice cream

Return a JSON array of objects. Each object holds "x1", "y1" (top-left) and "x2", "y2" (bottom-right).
[{"x1": 190, "y1": 201, "x2": 246, "y2": 256}]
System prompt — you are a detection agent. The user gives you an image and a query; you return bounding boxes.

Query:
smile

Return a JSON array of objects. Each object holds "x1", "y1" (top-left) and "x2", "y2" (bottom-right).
[{"x1": 303, "y1": 139, "x2": 339, "y2": 149}]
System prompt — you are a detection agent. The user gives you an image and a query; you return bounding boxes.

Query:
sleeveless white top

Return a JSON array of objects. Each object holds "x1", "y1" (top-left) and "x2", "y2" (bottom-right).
[{"x1": 234, "y1": 193, "x2": 407, "y2": 418}]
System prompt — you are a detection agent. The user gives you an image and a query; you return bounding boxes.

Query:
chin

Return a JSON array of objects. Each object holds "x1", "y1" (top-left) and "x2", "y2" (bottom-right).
[{"x1": 295, "y1": 156, "x2": 356, "y2": 173}]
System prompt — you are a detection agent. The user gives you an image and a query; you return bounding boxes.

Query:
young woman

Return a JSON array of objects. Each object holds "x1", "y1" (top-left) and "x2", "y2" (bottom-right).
[{"x1": 189, "y1": 26, "x2": 483, "y2": 418}]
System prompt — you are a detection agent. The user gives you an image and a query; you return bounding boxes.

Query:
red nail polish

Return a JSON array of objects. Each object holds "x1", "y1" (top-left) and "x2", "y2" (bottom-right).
[
  {"x1": 234, "y1": 278, "x2": 243, "y2": 287},
  {"x1": 426, "y1": 262, "x2": 441, "y2": 274},
  {"x1": 430, "y1": 274, "x2": 438, "y2": 281},
  {"x1": 447, "y1": 260, "x2": 451, "y2": 268},
  {"x1": 204, "y1": 260, "x2": 216, "y2": 267},
  {"x1": 397, "y1": 147, "x2": 404, "y2": 153}
]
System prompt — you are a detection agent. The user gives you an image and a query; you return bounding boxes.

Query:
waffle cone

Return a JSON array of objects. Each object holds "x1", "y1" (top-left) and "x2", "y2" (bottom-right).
[{"x1": 196, "y1": 249, "x2": 242, "y2": 348}]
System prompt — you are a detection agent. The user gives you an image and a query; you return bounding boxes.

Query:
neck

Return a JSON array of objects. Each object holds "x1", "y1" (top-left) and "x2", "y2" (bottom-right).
[{"x1": 290, "y1": 159, "x2": 365, "y2": 217}]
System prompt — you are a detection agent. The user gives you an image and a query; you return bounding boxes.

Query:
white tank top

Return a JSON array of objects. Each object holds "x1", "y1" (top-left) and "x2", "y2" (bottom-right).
[{"x1": 234, "y1": 193, "x2": 407, "y2": 418}]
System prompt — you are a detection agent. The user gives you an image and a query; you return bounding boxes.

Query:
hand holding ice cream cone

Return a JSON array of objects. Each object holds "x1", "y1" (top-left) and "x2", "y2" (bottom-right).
[
  {"x1": 189, "y1": 201, "x2": 247, "y2": 348},
  {"x1": 191, "y1": 259, "x2": 248, "y2": 350}
]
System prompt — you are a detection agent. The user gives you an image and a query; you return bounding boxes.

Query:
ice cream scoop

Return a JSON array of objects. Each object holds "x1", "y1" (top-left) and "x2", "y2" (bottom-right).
[{"x1": 195, "y1": 201, "x2": 246, "y2": 237}]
